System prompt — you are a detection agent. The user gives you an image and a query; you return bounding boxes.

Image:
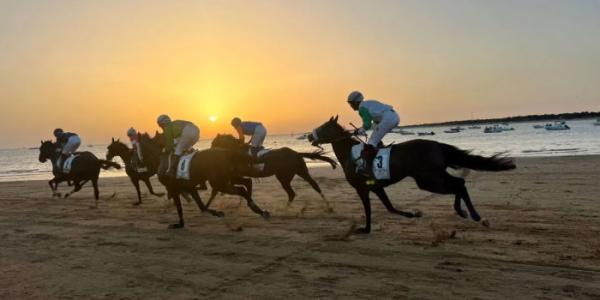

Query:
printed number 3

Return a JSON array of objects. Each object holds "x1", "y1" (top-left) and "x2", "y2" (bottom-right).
[{"x1": 375, "y1": 156, "x2": 383, "y2": 168}]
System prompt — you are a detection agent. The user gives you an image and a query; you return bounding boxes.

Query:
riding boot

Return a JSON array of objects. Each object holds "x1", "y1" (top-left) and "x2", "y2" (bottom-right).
[
  {"x1": 56, "y1": 154, "x2": 68, "y2": 170},
  {"x1": 250, "y1": 147, "x2": 261, "y2": 158},
  {"x1": 359, "y1": 144, "x2": 378, "y2": 179},
  {"x1": 167, "y1": 154, "x2": 180, "y2": 178}
]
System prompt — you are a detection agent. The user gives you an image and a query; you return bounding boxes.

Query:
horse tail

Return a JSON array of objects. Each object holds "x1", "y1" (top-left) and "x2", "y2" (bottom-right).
[
  {"x1": 98, "y1": 160, "x2": 122, "y2": 170},
  {"x1": 298, "y1": 150, "x2": 337, "y2": 169},
  {"x1": 442, "y1": 144, "x2": 515, "y2": 171}
]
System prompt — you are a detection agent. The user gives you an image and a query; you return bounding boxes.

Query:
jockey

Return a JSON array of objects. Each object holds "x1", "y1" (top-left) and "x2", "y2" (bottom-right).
[
  {"x1": 156, "y1": 114, "x2": 200, "y2": 177},
  {"x1": 53, "y1": 128, "x2": 81, "y2": 169},
  {"x1": 231, "y1": 117, "x2": 267, "y2": 157},
  {"x1": 126, "y1": 127, "x2": 144, "y2": 166},
  {"x1": 347, "y1": 91, "x2": 400, "y2": 178}
]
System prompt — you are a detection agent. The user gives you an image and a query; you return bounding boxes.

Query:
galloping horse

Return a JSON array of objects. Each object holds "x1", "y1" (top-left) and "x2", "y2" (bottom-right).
[
  {"x1": 106, "y1": 137, "x2": 164, "y2": 205},
  {"x1": 308, "y1": 116, "x2": 516, "y2": 234},
  {"x1": 39, "y1": 140, "x2": 121, "y2": 208},
  {"x1": 211, "y1": 134, "x2": 337, "y2": 210},
  {"x1": 140, "y1": 133, "x2": 270, "y2": 229}
]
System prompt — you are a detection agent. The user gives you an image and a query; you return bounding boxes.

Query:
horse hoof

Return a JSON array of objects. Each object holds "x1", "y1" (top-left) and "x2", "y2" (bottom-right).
[
  {"x1": 154, "y1": 193, "x2": 165, "y2": 197},
  {"x1": 209, "y1": 210, "x2": 224, "y2": 218},
  {"x1": 456, "y1": 210, "x2": 468, "y2": 219},
  {"x1": 168, "y1": 224, "x2": 184, "y2": 229},
  {"x1": 353, "y1": 227, "x2": 370, "y2": 234},
  {"x1": 326, "y1": 207, "x2": 335, "y2": 214},
  {"x1": 481, "y1": 218, "x2": 490, "y2": 227},
  {"x1": 413, "y1": 210, "x2": 423, "y2": 218},
  {"x1": 262, "y1": 211, "x2": 271, "y2": 220},
  {"x1": 64, "y1": 194, "x2": 70, "y2": 199}
]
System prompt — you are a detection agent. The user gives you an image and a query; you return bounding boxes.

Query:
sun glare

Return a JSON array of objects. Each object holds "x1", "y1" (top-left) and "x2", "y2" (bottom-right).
[{"x1": 209, "y1": 115, "x2": 218, "y2": 123}]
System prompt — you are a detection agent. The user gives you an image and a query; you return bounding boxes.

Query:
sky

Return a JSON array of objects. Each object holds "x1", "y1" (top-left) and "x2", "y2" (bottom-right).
[{"x1": 1, "y1": 0, "x2": 599, "y2": 148}]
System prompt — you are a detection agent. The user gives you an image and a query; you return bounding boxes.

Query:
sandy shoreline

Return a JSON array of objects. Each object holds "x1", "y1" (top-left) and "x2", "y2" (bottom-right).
[{"x1": 1, "y1": 155, "x2": 600, "y2": 299}]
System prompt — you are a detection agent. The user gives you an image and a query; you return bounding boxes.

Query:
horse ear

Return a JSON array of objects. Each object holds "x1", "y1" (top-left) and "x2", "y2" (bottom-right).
[
  {"x1": 329, "y1": 116, "x2": 333, "y2": 122},
  {"x1": 334, "y1": 115, "x2": 339, "y2": 122},
  {"x1": 117, "y1": 138, "x2": 120, "y2": 142},
  {"x1": 40, "y1": 140, "x2": 43, "y2": 144},
  {"x1": 111, "y1": 137, "x2": 114, "y2": 143}
]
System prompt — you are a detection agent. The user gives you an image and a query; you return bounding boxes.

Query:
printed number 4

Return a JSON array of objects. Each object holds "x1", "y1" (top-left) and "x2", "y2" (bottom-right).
[
  {"x1": 180, "y1": 160, "x2": 186, "y2": 171},
  {"x1": 375, "y1": 156, "x2": 383, "y2": 168}
]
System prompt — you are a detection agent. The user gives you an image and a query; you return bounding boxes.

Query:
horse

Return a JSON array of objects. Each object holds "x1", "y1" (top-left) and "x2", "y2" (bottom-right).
[
  {"x1": 106, "y1": 137, "x2": 164, "y2": 205},
  {"x1": 38, "y1": 140, "x2": 121, "y2": 208},
  {"x1": 308, "y1": 116, "x2": 516, "y2": 234},
  {"x1": 140, "y1": 133, "x2": 270, "y2": 229},
  {"x1": 210, "y1": 134, "x2": 337, "y2": 210}
]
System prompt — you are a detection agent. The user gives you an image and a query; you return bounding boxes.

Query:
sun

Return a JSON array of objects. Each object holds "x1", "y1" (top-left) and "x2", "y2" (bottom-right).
[{"x1": 208, "y1": 115, "x2": 218, "y2": 123}]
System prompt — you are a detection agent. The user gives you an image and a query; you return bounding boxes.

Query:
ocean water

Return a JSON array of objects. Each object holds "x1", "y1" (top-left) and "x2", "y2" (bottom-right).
[{"x1": 1, "y1": 119, "x2": 598, "y2": 182}]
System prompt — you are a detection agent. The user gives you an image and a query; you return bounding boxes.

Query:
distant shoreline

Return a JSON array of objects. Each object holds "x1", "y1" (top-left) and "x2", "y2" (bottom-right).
[{"x1": 403, "y1": 111, "x2": 600, "y2": 128}]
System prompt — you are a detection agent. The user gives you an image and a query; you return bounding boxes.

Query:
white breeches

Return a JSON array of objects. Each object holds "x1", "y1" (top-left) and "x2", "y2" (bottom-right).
[
  {"x1": 174, "y1": 124, "x2": 200, "y2": 156},
  {"x1": 251, "y1": 124, "x2": 267, "y2": 148},
  {"x1": 368, "y1": 111, "x2": 399, "y2": 146},
  {"x1": 61, "y1": 135, "x2": 81, "y2": 155}
]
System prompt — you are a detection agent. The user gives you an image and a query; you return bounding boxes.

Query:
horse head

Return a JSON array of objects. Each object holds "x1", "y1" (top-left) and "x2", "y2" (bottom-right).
[
  {"x1": 211, "y1": 134, "x2": 243, "y2": 150},
  {"x1": 39, "y1": 140, "x2": 57, "y2": 163},
  {"x1": 106, "y1": 137, "x2": 129, "y2": 161},
  {"x1": 308, "y1": 115, "x2": 347, "y2": 145}
]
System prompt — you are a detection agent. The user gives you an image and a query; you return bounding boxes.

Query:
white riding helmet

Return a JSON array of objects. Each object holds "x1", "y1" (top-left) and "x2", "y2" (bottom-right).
[
  {"x1": 127, "y1": 127, "x2": 136, "y2": 137},
  {"x1": 156, "y1": 114, "x2": 171, "y2": 126},
  {"x1": 347, "y1": 91, "x2": 364, "y2": 103}
]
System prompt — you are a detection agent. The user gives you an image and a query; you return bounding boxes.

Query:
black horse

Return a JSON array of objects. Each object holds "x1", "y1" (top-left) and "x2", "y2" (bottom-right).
[
  {"x1": 106, "y1": 137, "x2": 164, "y2": 205},
  {"x1": 140, "y1": 133, "x2": 270, "y2": 229},
  {"x1": 210, "y1": 134, "x2": 337, "y2": 210},
  {"x1": 39, "y1": 140, "x2": 121, "y2": 208},
  {"x1": 308, "y1": 116, "x2": 516, "y2": 234}
]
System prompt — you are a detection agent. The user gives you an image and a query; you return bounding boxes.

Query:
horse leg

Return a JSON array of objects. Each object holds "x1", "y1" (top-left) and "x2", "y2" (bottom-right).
[
  {"x1": 48, "y1": 178, "x2": 61, "y2": 197},
  {"x1": 355, "y1": 187, "x2": 372, "y2": 234},
  {"x1": 143, "y1": 177, "x2": 164, "y2": 197},
  {"x1": 168, "y1": 193, "x2": 185, "y2": 229},
  {"x1": 232, "y1": 177, "x2": 253, "y2": 198},
  {"x1": 297, "y1": 168, "x2": 333, "y2": 213},
  {"x1": 205, "y1": 188, "x2": 219, "y2": 209},
  {"x1": 91, "y1": 178, "x2": 99, "y2": 209},
  {"x1": 64, "y1": 180, "x2": 88, "y2": 198},
  {"x1": 216, "y1": 182, "x2": 270, "y2": 219},
  {"x1": 457, "y1": 184, "x2": 481, "y2": 222},
  {"x1": 373, "y1": 188, "x2": 417, "y2": 218},
  {"x1": 189, "y1": 189, "x2": 224, "y2": 218},
  {"x1": 130, "y1": 177, "x2": 143, "y2": 206},
  {"x1": 454, "y1": 194, "x2": 468, "y2": 218},
  {"x1": 275, "y1": 173, "x2": 296, "y2": 204}
]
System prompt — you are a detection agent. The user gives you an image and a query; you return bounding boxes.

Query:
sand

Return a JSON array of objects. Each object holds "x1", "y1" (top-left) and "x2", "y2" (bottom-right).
[{"x1": 1, "y1": 155, "x2": 600, "y2": 299}]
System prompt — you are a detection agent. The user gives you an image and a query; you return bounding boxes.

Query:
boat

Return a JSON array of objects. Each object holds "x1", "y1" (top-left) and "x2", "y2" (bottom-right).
[
  {"x1": 444, "y1": 128, "x2": 460, "y2": 133},
  {"x1": 484, "y1": 124, "x2": 504, "y2": 133},
  {"x1": 593, "y1": 119, "x2": 600, "y2": 126},
  {"x1": 391, "y1": 128, "x2": 415, "y2": 135},
  {"x1": 533, "y1": 124, "x2": 545, "y2": 129},
  {"x1": 450, "y1": 126, "x2": 465, "y2": 131},
  {"x1": 468, "y1": 125, "x2": 481, "y2": 129},
  {"x1": 417, "y1": 131, "x2": 435, "y2": 136},
  {"x1": 483, "y1": 124, "x2": 514, "y2": 133},
  {"x1": 545, "y1": 121, "x2": 570, "y2": 131}
]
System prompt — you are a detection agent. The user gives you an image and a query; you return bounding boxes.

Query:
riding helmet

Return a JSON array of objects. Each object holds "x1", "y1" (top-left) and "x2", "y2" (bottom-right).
[
  {"x1": 347, "y1": 91, "x2": 364, "y2": 103},
  {"x1": 231, "y1": 117, "x2": 242, "y2": 127},
  {"x1": 156, "y1": 114, "x2": 171, "y2": 126}
]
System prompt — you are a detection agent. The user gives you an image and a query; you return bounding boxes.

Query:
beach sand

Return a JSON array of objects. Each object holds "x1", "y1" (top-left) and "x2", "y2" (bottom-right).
[{"x1": 1, "y1": 155, "x2": 600, "y2": 299}]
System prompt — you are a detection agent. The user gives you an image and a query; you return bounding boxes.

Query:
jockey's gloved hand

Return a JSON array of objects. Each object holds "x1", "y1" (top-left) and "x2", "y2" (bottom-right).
[{"x1": 354, "y1": 128, "x2": 367, "y2": 136}]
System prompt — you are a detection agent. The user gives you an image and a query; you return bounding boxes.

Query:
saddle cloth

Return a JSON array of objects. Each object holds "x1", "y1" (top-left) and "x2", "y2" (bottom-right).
[
  {"x1": 248, "y1": 148, "x2": 271, "y2": 158},
  {"x1": 351, "y1": 144, "x2": 392, "y2": 180},
  {"x1": 62, "y1": 155, "x2": 77, "y2": 174},
  {"x1": 176, "y1": 152, "x2": 196, "y2": 180}
]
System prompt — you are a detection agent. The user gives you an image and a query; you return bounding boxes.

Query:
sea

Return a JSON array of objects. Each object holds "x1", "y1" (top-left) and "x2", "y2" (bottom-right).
[{"x1": 1, "y1": 119, "x2": 598, "y2": 182}]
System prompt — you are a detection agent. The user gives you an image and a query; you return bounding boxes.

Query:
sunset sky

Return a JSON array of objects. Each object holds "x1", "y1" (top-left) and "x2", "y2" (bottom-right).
[{"x1": 1, "y1": 0, "x2": 599, "y2": 148}]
